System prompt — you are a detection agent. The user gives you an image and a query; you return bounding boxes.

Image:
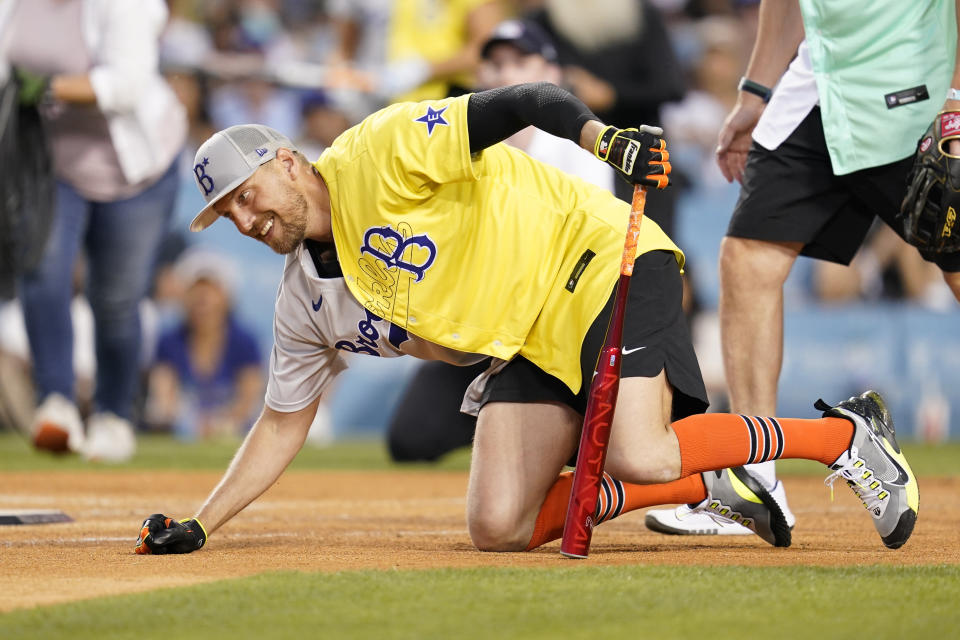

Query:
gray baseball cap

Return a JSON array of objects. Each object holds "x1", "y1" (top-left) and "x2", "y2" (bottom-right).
[{"x1": 189, "y1": 124, "x2": 297, "y2": 232}]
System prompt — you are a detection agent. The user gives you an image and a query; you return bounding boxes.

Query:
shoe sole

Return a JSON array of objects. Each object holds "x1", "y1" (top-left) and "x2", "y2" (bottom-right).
[
  {"x1": 644, "y1": 513, "x2": 754, "y2": 536},
  {"x1": 876, "y1": 436, "x2": 919, "y2": 549},
  {"x1": 882, "y1": 509, "x2": 916, "y2": 550},
  {"x1": 33, "y1": 423, "x2": 71, "y2": 453},
  {"x1": 730, "y1": 466, "x2": 792, "y2": 548},
  {"x1": 864, "y1": 391, "x2": 920, "y2": 549}
]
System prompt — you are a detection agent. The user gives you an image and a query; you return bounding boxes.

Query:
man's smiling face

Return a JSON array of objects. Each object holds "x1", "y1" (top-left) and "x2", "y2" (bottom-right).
[{"x1": 215, "y1": 158, "x2": 310, "y2": 255}]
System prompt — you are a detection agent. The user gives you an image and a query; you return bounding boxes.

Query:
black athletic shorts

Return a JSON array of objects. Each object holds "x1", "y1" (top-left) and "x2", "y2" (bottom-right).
[
  {"x1": 478, "y1": 250, "x2": 709, "y2": 421},
  {"x1": 727, "y1": 106, "x2": 960, "y2": 272}
]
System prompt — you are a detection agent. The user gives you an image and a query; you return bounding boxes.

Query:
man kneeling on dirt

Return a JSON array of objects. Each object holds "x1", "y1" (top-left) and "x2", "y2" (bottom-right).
[{"x1": 135, "y1": 82, "x2": 918, "y2": 555}]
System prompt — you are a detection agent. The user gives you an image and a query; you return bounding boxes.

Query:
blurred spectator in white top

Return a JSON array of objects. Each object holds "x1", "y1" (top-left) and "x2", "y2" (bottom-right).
[{"x1": 0, "y1": 0, "x2": 186, "y2": 462}]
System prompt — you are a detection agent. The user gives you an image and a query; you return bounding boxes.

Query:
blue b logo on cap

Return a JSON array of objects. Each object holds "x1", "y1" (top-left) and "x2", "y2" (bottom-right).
[{"x1": 194, "y1": 157, "x2": 215, "y2": 196}]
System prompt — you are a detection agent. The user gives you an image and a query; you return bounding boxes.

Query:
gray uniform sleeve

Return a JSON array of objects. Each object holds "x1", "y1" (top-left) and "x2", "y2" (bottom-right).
[{"x1": 265, "y1": 309, "x2": 347, "y2": 413}]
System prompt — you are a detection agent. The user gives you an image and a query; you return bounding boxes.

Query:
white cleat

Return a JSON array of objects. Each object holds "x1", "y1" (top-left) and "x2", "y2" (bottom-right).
[
  {"x1": 645, "y1": 478, "x2": 795, "y2": 536},
  {"x1": 31, "y1": 393, "x2": 85, "y2": 454},
  {"x1": 82, "y1": 412, "x2": 136, "y2": 463}
]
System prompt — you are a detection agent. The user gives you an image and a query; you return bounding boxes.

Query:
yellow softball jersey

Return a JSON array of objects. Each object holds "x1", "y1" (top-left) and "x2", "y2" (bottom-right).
[{"x1": 313, "y1": 94, "x2": 683, "y2": 394}]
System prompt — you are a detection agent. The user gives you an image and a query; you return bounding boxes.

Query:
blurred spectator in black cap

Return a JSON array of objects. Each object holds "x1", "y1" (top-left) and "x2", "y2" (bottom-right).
[
  {"x1": 479, "y1": 18, "x2": 559, "y2": 65},
  {"x1": 477, "y1": 18, "x2": 614, "y2": 192},
  {"x1": 296, "y1": 90, "x2": 352, "y2": 161}
]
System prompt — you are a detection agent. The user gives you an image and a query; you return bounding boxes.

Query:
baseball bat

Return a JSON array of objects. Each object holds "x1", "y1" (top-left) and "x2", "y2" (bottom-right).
[{"x1": 560, "y1": 184, "x2": 647, "y2": 559}]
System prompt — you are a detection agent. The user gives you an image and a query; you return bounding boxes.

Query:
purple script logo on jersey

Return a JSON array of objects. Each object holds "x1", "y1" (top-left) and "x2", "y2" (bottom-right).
[
  {"x1": 360, "y1": 226, "x2": 437, "y2": 282},
  {"x1": 194, "y1": 157, "x2": 215, "y2": 196},
  {"x1": 334, "y1": 307, "x2": 409, "y2": 356},
  {"x1": 355, "y1": 222, "x2": 437, "y2": 325}
]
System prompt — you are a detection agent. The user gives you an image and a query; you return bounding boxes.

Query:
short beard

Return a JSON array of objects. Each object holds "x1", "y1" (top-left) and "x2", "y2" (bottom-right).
[{"x1": 270, "y1": 187, "x2": 309, "y2": 255}]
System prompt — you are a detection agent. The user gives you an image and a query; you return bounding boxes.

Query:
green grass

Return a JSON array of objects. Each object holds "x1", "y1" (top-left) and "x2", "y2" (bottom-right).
[
  {"x1": 3, "y1": 433, "x2": 958, "y2": 636},
  {"x1": 1, "y1": 565, "x2": 958, "y2": 639},
  {"x1": 1, "y1": 430, "x2": 957, "y2": 475},
  {"x1": 0, "y1": 431, "x2": 473, "y2": 472}
]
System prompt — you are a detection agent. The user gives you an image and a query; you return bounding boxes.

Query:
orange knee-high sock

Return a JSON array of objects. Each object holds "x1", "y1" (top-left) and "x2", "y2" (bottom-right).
[
  {"x1": 671, "y1": 413, "x2": 854, "y2": 478},
  {"x1": 525, "y1": 471, "x2": 706, "y2": 551}
]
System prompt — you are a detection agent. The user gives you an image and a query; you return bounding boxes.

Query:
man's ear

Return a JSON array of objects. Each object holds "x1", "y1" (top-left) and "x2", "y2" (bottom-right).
[{"x1": 275, "y1": 147, "x2": 299, "y2": 179}]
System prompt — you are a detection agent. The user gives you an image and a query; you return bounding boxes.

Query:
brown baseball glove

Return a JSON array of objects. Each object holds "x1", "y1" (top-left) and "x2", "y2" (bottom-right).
[{"x1": 899, "y1": 111, "x2": 960, "y2": 253}]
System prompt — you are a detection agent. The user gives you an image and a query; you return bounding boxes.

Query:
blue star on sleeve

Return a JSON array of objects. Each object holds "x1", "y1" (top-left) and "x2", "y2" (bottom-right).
[{"x1": 413, "y1": 105, "x2": 450, "y2": 137}]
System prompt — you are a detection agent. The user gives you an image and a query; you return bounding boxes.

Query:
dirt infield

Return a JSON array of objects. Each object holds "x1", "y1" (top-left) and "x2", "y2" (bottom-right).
[{"x1": 1, "y1": 470, "x2": 958, "y2": 612}]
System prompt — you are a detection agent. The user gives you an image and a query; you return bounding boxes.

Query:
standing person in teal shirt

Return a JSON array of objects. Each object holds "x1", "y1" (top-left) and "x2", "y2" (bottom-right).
[{"x1": 647, "y1": 0, "x2": 960, "y2": 538}]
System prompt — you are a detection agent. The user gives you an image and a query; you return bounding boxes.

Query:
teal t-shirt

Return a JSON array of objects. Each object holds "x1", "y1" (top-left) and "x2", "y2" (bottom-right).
[{"x1": 800, "y1": 0, "x2": 957, "y2": 174}]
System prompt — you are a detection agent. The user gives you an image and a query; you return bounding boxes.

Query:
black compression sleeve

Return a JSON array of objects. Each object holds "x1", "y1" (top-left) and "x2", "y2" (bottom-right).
[{"x1": 466, "y1": 82, "x2": 599, "y2": 154}]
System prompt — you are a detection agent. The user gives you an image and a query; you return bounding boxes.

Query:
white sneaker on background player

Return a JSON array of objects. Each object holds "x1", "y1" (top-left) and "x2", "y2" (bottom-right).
[
  {"x1": 31, "y1": 392, "x2": 85, "y2": 453},
  {"x1": 646, "y1": 462, "x2": 796, "y2": 536},
  {"x1": 83, "y1": 412, "x2": 136, "y2": 463}
]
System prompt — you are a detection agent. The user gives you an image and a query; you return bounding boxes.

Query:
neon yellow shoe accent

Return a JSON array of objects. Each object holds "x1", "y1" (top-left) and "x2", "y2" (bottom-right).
[
  {"x1": 881, "y1": 438, "x2": 919, "y2": 513},
  {"x1": 728, "y1": 468, "x2": 763, "y2": 504}
]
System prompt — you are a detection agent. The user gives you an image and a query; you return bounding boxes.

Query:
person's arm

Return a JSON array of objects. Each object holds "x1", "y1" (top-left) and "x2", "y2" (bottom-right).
[
  {"x1": 195, "y1": 397, "x2": 320, "y2": 534},
  {"x1": 426, "y1": 0, "x2": 502, "y2": 81},
  {"x1": 716, "y1": 0, "x2": 805, "y2": 183},
  {"x1": 466, "y1": 82, "x2": 598, "y2": 154},
  {"x1": 951, "y1": 0, "x2": 960, "y2": 106},
  {"x1": 135, "y1": 397, "x2": 320, "y2": 554},
  {"x1": 16, "y1": 2, "x2": 165, "y2": 110},
  {"x1": 49, "y1": 74, "x2": 97, "y2": 103},
  {"x1": 466, "y1": 82, "x2": 669, "y2": 187},
  {"x1": 947, "y1": 0, "x2": 960, "y2": 155},
  {"x1": 85, "y1": 0, "x2": 168, "y2": 113},
  {"x1": 330, "y1": 15, "x2": 361, "y2": 65}
]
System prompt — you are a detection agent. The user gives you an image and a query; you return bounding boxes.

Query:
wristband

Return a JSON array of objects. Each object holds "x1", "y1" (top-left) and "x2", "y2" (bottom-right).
[
  {"x1": 738, "y1": 77, "x2": 773, "y2": 103},
  {"x1": 180, "y1": 517, "x2": 208, "y2": 548},
  {"x1": 593, "y1": 125, "x2": 618, "y2": 161},
  {"x1": 948, "y1": 88, "x2": 960, "y2": 101}
]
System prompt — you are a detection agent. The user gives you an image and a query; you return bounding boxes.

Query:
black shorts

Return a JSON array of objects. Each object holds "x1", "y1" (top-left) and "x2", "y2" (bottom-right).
[
  {"x1": 479, "y1": 250, "x2": 709, "y2": 421},
  {"x1": 728, "y1": 107, "x2": 960, "y2": 272}
]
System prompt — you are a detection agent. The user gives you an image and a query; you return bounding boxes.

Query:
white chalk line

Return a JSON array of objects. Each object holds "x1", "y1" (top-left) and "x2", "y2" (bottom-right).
[{"x1": 0, "y1": 529, "x2": 465, "y2": 547}]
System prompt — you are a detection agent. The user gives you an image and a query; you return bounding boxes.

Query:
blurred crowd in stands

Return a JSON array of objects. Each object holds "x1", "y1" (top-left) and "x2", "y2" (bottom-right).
[{"x1": 0, "y1": 0, "x2": 954, "y2": 456}]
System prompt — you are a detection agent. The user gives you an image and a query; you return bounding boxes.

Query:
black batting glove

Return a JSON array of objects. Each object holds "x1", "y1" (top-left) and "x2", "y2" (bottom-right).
[
  {"x1": 135, "y1": 513, "x2": 207, "y2": 555},
  {"x1": 594, "y1": 125, "x2": 671, "y2": 189}
]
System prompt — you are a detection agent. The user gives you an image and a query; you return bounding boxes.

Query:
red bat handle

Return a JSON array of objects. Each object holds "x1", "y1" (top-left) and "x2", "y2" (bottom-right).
[{"x1": 560, "y1": 185, "x2": 647, "y2": 559}]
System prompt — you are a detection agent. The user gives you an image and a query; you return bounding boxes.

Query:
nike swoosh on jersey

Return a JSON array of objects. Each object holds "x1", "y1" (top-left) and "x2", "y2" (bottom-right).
[
  {"x1": 312, "y1": 296, "x2": 323, "y2": 311},
  {"x1": 622, "y1": 346, "x2": 646, "y2": 355}
]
